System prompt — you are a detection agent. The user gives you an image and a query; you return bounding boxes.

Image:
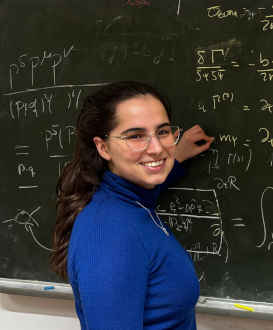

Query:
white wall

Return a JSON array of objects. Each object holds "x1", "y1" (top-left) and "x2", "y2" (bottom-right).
[
  {"x1": 196, "y1": 313, "x2": 273, "y2": 330},
  {"x1": 1, "y1": 293, "x2": 273, "y2": 330},
  {"x1": 0, "y1": 293, "x2": 79, "y2": 330}
]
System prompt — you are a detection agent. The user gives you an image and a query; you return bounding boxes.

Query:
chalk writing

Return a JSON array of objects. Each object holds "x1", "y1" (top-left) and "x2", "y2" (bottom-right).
[
  {"x1": 231, "y1": 218, "x2": 247, "y2": 228},
  {"x1": 207, "y1": 6, "x2": 240, "y2": 19},
  {"x1": 261, "y1": 15, "x2": 273, "y2": 31},
  {"x1": 58, "y1": 159, "x2": 71, "y2": 177},
  {"x1": 212, "y1": 92, "x2": 234, "y2": 110},
  {"x1": 207, "y1": 5, "x2": 273, "y2": 32},
  {"x1": 206, "y1": 5, "x2": 267, "y2": 21},
  {"x1": 214, "y1": 176, "x2": 240, "y2": 191},
  {"x1": 196, "y1": 69, "x2": 225, "y2": 82},
  {"x1": 9, "y1": 93, "x2": 54, "y2": 120},
  {"x1": 195, "y1": 48, "x2": 273, "y2": 82},
  {"x1": 44, "y1": 124, "x2": 76, "y2": 152},
  {"x1": 260, "y1": 98, "x2": 273, "y2": 114},
  {"x1": 219, "y1": 133, "x2": 238, "y2": 148},
  {"x1": 157, "y1": 188, "x2": 225, "y2": 257},
  {"x1": 198, "y1": 92, "x2": 273, "y2": 115},
  {"x1": 67, "y1": 89, "x2": 82, "y2": 111},
  {"x1": 195, "y1": 49, "x2": 226, "y2": 82},
  {"x1": 256, "y1": 187, "x2": 273, "y2": 252},
  {"x1": 1, "y1": 207, "x2": 53, "y2": 251},
  {"x1": 9, "y1": 45, "x2": 75, "y2": 89},
  {"x1": 17, "y1": 163, "x2": 36, "y2": 178},
  {"x1": 3, "y1": 82, "x2": 109, "y2": 97},
  {"x1": 100, "y1": 36, "x2": 177, "y2": 65},
  {"x1": 208, "y1": 140, "x2": 253, "y2": 176},
  {"x1": 177, "y1": 0, "x2": 181, "y2": 16},
  {"x1": 257, "y1": 52, "x2": 273, "y2": 81},
  {"x1": 15, "y1": 145, "x2": 30, "y2": 156},
  {"x1": 259, "y1": 127, "x2": 273, "y2": 147}
]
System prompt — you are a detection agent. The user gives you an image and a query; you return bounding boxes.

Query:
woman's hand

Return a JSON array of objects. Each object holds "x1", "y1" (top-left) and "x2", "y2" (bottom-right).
[{"x1": 175, "y1": 125, "x2": 214, "y2": 163}]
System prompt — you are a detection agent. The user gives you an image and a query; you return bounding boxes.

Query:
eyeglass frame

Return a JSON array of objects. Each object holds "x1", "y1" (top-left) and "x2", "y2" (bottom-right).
[{"x1": 104, "y1": 125, "x2": 182, "y2": 152}]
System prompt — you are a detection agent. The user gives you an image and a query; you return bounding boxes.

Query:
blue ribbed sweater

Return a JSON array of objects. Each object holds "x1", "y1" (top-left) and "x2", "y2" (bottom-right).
[{"x1": 68, "y1": 160, "x2": 200, "y2": 329}]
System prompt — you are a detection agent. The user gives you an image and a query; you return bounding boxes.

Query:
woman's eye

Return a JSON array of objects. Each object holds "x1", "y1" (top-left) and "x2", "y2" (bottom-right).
[
  {"x1": 126, "y1": 134, "x2": 146, "y2": 140},
  {"x1": 158, "y1": 129, "x2": 170, "y2": 136}
]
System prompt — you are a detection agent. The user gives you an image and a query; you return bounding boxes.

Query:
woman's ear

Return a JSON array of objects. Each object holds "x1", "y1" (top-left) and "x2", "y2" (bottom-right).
[{"x1": 93, "y1": 137, "x2": 111, "y2": 161}]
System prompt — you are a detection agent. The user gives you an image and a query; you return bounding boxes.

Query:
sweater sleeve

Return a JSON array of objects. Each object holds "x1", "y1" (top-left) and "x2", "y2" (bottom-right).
[{"x1": 74, "y1": 216, "x2": 149, "y2": 330}]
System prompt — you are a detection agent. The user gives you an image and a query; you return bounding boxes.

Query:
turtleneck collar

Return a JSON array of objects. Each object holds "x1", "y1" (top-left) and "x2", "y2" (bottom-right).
[{"x1": 99, "y1": 170, "x2": 161, "y2": 209}]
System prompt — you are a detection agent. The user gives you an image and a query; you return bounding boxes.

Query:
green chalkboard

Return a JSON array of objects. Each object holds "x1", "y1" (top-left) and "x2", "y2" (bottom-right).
[{"x1": 0, "y1": 0, "x2": 272, "y2": 303}]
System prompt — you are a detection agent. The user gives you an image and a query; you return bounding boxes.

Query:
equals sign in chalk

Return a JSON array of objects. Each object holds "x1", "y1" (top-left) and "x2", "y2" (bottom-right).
[{"x1": 43, "y1": 286, "x2": 55, "y2": 291}]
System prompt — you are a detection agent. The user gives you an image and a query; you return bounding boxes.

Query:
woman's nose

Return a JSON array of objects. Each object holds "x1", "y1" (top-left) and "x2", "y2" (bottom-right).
[{"x1": 146, "y1": 135, "x2": 163, "y2": 154}]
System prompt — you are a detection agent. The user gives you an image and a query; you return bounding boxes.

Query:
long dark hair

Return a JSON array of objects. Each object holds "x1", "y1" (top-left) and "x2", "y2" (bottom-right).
[{"x1": 50, "y1": 81, "x2": 172, "y2": 279}]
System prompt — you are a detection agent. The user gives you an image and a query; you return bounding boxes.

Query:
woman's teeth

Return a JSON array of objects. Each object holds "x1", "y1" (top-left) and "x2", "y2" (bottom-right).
[{"x1": 142, "y1": 160, "x2": 164, "y2": 167}]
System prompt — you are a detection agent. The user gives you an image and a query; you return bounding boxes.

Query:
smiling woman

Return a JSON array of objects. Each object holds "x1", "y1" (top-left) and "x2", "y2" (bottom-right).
[
  {"x1": 50, "y1": 81, "x2": 214, "y2": 330},
  {"x1": 93, "y1": 94, "x2": 179, "y2": 189}
]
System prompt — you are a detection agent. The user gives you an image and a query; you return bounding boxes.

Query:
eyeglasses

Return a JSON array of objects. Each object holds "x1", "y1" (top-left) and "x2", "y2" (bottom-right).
[{"x1": 106, "y1": 125, "x2": 181, "y2": 152}]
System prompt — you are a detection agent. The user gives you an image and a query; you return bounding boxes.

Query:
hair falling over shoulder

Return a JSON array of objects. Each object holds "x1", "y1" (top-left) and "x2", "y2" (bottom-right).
[
  {"x1": 50, "y1": 93, "x2": 112, "y2": 280},
  {"x1": 50, "y1": 81, "x2": 171, "y2": 279},
  {"x1": 50, "y1": 142, "x2": 105, "y2": 279}
]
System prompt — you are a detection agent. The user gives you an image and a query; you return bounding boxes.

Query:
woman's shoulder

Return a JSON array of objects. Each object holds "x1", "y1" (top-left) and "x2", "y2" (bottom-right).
[
  {"x1": 69, "y1": 193, "x2": 148, "y2": 253},
  {"x1": 74, "y1": 191, "x2": 140, "y2": 229},
  {"x1": 67, "y1": 194, "x2": 150, "y2": 278}
]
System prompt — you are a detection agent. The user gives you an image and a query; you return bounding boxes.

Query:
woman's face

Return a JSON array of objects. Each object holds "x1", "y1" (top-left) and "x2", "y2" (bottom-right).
[{"x1": 95, "y1": 94, "x2": 176, "y2": 189}]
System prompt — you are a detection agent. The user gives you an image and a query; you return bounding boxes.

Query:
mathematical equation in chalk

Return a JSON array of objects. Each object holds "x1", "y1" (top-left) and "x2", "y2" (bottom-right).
[
  {"x1": 13, "y1": 122, "x2": 76, "y2": 189},
  {"x1": 208, "y1": 135, "x2": 273, "y2": 176},
  {"x1": 8, "y1": 88, "x2": 83, "y2": 120},
  {"x1": 157, "y1": 188, "x2": 225, "y2": 257},
  {"x1": 155, "y1": 185, "x2": 273, "y2": 276},
  {"x1": 8, "y1": 45, "x2": 75, "y2": 90},
  {"x1": 99, "y1": 34, "x2": 177, "y2": 66},
  {"x1": 207, "y1": 5, "x2": 273, "y2": 32},
  {"x1": 195, "y1": 49, "x2": 273, "y2": 82},
  {"x1": 198, "y1": 91, "x2": 273, "y2": 114}
]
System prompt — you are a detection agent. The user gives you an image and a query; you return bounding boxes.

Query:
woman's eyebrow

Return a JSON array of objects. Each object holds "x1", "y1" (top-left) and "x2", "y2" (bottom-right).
[
  {"x1": 120, "y1": 122, "x2": 170, "y2": 135},
  {"x1": 157, "y1": 122, "x2": 171, "y2": 129},
  {"x1": 120, "y1": 127, "x2": 145, "y2": 135}
]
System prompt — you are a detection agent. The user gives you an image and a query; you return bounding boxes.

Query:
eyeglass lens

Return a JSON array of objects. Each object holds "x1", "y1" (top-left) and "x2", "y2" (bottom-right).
[{"x1": 125, "y1": 126, "x2": 180, "y2": 151}]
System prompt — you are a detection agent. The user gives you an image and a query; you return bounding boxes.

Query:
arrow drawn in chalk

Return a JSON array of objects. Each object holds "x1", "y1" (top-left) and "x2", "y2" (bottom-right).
[{"x1": 2, "y1": 206, "x2": 53, "y2": 251}]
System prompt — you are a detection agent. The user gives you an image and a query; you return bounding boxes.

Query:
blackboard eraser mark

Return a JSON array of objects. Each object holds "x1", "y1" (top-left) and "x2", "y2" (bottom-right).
[{"x1": 43, "y1": 286, "x2": 55, "y2": 291}]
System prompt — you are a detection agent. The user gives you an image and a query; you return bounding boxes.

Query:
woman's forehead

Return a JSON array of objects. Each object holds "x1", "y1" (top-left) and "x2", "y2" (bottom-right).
[{"x1": 114, "y1": 94, "x2": 169, "y2": 129}]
